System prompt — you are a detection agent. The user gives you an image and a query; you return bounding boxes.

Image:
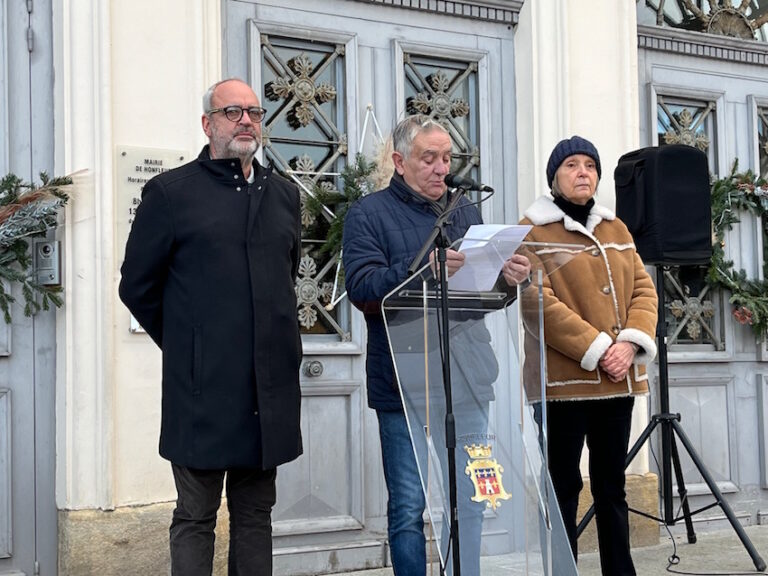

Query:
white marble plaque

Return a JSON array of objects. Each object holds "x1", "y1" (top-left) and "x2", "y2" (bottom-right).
[{"x1": 116, "y1": 146, "x2": 188, "y2": 333}]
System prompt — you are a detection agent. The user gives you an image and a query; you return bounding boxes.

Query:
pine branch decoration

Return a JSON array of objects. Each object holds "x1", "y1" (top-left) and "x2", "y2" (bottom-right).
[
  {"x1": 0, "y1": 172, "x2": 72, "y2": 323},
  {"x1": 706, "y1": 161, "x2": 768, "y2": 339},
  {"x1": 305, "y1": 152, "x2": 377, "y2": 261}
]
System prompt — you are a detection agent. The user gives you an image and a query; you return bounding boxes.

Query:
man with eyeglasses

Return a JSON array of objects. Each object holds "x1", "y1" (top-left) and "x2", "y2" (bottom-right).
[{"x1": 119, "y1": 78, "x2": 302, "y2": 576}]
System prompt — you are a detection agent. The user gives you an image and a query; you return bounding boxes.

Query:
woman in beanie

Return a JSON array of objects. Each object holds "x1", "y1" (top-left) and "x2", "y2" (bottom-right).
[{"x1": 520, "y1": 135, "x2": 658, "y2": 575}]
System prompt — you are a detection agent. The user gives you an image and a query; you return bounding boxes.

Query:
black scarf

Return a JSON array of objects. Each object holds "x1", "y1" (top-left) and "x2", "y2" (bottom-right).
[{"x1": 553, "y1": 195, "x2": 595, "y2": 228}]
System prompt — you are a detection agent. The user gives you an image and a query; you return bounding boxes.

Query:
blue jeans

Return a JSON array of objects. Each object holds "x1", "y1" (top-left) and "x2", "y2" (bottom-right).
[
  {"x1": 378, "y1": 407, "x2": 487, "y2": 576},
  {"x1": 377, "y1": 409, "x2": 427, "y2": 576}
]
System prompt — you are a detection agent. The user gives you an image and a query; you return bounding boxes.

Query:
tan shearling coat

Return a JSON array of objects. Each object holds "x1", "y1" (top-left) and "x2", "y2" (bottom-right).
[{"x1": 521, "y1": 196, "x2": 658, "y2": 401}]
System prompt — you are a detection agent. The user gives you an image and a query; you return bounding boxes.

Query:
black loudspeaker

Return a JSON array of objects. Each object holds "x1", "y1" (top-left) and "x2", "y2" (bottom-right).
[{"x1": 614, "y1": 144, "x2": 712, "y2": 265}]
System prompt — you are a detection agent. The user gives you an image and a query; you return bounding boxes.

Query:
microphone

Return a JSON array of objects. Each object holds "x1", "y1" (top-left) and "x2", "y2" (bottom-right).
[{"x1": 444, "y1": 174, "x2": 494, "y2": 192}]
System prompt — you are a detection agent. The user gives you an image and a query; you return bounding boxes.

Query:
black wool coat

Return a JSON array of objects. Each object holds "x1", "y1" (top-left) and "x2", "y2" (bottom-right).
[{"x1": 119, "y1": 146, "x2": 303, "y2": 470}]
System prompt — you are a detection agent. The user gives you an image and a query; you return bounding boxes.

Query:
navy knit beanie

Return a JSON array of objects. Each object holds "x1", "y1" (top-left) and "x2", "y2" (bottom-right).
[{"x1": 546, "y1": 135, "x2": 601, "y2": 189}]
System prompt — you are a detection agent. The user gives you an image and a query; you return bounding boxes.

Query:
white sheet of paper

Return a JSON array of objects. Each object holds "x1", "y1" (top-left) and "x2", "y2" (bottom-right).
[{"x1": 447, "y1": 224, "x2": 532, "y2": 292}]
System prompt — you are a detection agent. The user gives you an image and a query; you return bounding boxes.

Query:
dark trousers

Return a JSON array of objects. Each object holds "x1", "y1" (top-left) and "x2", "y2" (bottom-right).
[
  {"x1": 546, "y1": 397, "x2": 636, "y2": 576},
  {"x1": 169, "y1": 463, "x2": 277, "y2": 576}
]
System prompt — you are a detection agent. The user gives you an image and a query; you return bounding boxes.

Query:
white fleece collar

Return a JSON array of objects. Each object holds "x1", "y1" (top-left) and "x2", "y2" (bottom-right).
[{"x1": 524, "y1": 195, "x2": 615, "y2": 234}]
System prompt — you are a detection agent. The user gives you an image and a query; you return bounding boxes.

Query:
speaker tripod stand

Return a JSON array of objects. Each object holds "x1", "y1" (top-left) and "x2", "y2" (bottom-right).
[{"x1": 576, "y1": 266, "x2": 766, "y2": 572}]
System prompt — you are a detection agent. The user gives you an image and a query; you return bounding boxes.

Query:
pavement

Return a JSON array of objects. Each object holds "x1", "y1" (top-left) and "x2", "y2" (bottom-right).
[{"x1": 336, "y1": 524, "x2": 768, "y2": 575}]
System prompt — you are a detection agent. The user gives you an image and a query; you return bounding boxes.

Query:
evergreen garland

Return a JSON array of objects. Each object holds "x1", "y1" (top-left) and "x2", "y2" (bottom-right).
[
  {"x1": 706, "y1": 161, "x2": 768, "y2": 339},
  {"x1": 305, "y1": 152, "x2": 377, "y2": 263},
  {"x1": 0, "y1": 172, "x2": 72, "y2": 323}
]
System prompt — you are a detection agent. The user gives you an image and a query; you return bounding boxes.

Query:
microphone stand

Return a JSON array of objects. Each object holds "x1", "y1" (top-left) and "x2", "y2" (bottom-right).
[
  {"x1": 407, "y1": 185, "x2": 467, "y2": 277},
  {"x1": 407, "y1": 185, "x2": 468, "y2": 576}
]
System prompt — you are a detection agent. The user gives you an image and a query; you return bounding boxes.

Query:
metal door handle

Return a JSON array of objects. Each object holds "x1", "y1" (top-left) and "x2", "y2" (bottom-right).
[{"x1": 303, "y1": 360, "x2": 324, "y2": 377}]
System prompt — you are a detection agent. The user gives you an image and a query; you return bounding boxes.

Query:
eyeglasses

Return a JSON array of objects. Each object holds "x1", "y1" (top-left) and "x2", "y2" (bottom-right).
[{"x1": 207, "y1": 105, "x2": 267, "y2": 123}]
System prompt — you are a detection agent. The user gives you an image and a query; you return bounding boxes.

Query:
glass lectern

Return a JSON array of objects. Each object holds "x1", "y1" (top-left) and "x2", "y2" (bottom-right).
[{"x1": 382, "y1": 239, "x2": 583, "y2": 575}]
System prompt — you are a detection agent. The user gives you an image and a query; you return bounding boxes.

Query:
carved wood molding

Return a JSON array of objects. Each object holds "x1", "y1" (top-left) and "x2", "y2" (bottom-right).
[
  {"x1": 638, "y1": 24, "x2": 768, "y2": 66},
  {"x1": 346, "y1": 0, "x2": 522, "y2": 25}
]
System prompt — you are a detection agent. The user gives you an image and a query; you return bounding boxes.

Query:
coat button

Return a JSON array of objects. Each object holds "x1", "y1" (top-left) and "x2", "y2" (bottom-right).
[
  {"x1": 612, "y1": 326, "x2": 620, "y2": 335},
  {"x1": 236, "y1": 187, "x2": 241, "y2": 192},
  {"x1": 234, "y1": 174, "x2": 239, "y2": 180},
  {"x1": 231, "y1": 162, "x2": 236, "y2": 167},
  {"x1": 592, "y1": 249, "x2": 600, "y2": 256},
  {"x1": 602, "y1": 286, "x2": 610, "y2": 294},
  {"x1": 257, "y1": 186, "x2": 262, "y2": 190}
]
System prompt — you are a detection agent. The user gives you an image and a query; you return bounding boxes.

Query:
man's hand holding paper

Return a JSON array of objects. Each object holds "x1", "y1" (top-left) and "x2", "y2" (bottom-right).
[
  {"x1": 447, "y1": 224, "x2": 533, "y2": 292},
  {"x1": 429, "y1": 248, "x2": 466, "y2": 279},
  {"x1": 501, "y1": 253, "x2": 531, "y2": 286}
]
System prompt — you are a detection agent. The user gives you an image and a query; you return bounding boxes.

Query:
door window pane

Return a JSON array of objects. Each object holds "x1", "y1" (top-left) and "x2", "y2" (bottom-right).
[
  {"x1": 260, "y1": 34, "x2": 350, "y2": 340},
  {"x1": 657, "y1": 95, "x2": 724, "y2": 349},
  {"x1": 403, "y1": 53, "x2": 481, "y2": 184},
  {"x1": 657, "y1": 96, "x2": 717, "y2": 164}
]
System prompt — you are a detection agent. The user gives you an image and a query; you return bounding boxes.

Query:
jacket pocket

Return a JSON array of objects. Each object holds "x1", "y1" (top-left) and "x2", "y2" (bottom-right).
[{"x1": 192, "y1": 325, "x2": 202, "y2": 396}]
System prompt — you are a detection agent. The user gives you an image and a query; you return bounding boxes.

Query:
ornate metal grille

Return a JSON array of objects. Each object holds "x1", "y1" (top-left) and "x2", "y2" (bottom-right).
[
  {"x1": 657, "y1": 96, "x2": 715, "y2": 153},
  {"x1": 403, "y1": 53, "x2": 480, "y2": 182},
  {"x1": 260, "y1": 34, "x2": 350, "y2": 340},
  {"x1": 643, "y1": 0, "x2": 768, "y2": 41},
  {"x1": 657, "y1": 95, "x2": 724, "y2": 348},
  {"x1": 663, "y1": 266, "x2": 724, "y2": 349}
]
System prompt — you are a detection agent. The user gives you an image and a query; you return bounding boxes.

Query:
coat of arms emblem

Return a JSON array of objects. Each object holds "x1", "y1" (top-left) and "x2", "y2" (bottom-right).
[{"x1": 464, "y1": 443, "x2": 512, "y2": 511}]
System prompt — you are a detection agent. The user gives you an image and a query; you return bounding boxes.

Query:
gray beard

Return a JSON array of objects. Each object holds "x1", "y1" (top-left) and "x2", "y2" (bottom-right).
[
  {"x1": 209, "y1": 132, "x2": 260, "y2": 164},
  {"x1": 226, "y1": 138, "x2": 259, "y2": 160}
]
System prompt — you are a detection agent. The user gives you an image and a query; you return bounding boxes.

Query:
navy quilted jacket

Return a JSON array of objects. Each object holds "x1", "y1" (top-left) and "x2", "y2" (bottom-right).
[{"x1": 342, "y1": 175, "x2": 483, "y2": 411}]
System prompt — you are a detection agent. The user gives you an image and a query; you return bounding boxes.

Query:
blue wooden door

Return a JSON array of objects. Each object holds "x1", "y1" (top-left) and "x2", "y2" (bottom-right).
[{"x1": 0, "y1": 0, "x2": 57, "y2": 574}]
